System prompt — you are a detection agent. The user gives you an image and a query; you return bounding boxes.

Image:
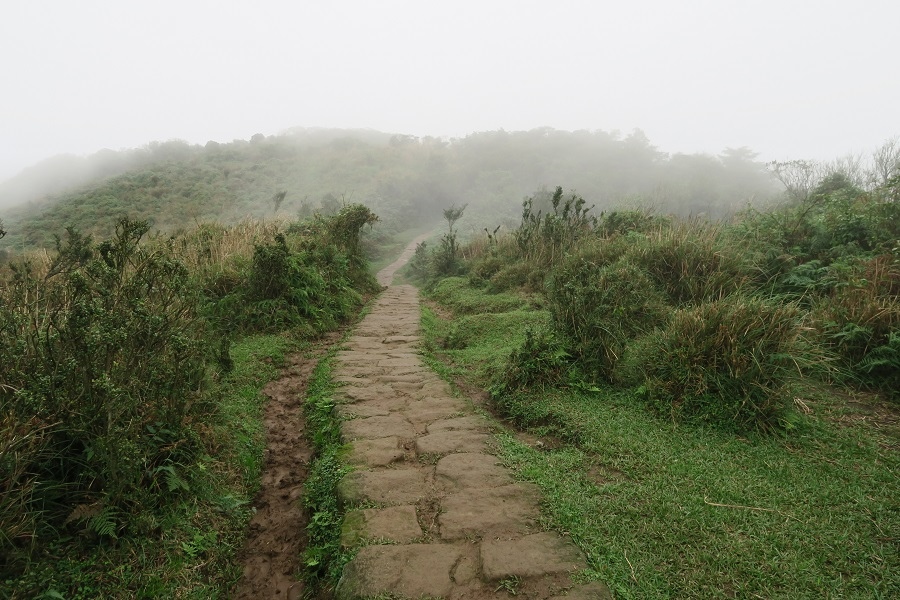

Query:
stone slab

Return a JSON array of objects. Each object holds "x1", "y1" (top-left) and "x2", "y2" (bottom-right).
[
  {"x1": 335, "y1": 544, "x2": 464, "y2": 600},
  {"x1": 549, "y1": 582, "x2": 615, "y2": 600},
  {"x1": 436, "y1": 453, "x2": 512, "y2": 491},
  {"x1": 427, "y1": 415, "x2": 490, "y2": 433},
  {"x1": 439, "y1": 484, "x2": 540, "y2": 540},
  {"x1": 416, "y1": 430, "x2": 490, "y2": 455},
  {"x1": 481, "y1": 532, "x2": 587, "y2": 581},
  {"x1": 341, "y1": 505, "x2": 422, "y2": 547},
  {"x1": 338, "y1": 469, "x2": 427, "y2": 505},
  {"x1": 334, "y1": 384, "x2": 401, "y2": 404},
  {"x1": 345, "y1": 437, "x2": 404, "y2": 468},
  {"x1": 336, "y1": 404, "x2": 391, "y2": 419},
  {"x1": 341, "y1": 414, "x2": 415, "y2": 441}
]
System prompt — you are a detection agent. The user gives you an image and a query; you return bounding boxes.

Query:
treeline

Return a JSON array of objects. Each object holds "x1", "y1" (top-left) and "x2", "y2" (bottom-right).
[
  {"x1": 411, "y1": 165, "x2": 900, "y2": 432},
  {"x1": 1, "y1": 127, "x2": 782, "y2": 251},
  {"x1": 0, "y1": 205, "x2": 378, "y2": 595}
]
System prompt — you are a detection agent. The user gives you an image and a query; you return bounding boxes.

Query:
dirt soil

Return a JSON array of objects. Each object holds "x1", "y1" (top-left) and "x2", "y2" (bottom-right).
[{"x1": 230, "y1": 338, "x2": 336, "y2": 600}]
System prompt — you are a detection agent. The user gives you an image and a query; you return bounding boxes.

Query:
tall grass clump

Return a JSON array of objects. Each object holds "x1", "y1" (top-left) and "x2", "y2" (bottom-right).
[
  {"x1": 204, "y1": 205, "x2": 379, "y2": 335},
  {"x1": 547, "y1": 255, "x2": 668, "y2": 380},
  {"x1": 813, "y1": 254, "x2": 900, "y2": 397},
  {"x1": 617, "y1": 296, "x2": 811, "y2": 432},
  {"x1": 624, "y1": 221, "x2": 752, "y2": 305}
]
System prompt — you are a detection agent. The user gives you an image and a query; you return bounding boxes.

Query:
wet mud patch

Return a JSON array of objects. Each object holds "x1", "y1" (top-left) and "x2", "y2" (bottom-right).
[{"x1": 231, "y1": 333, "x2": 340, "y2": 600}]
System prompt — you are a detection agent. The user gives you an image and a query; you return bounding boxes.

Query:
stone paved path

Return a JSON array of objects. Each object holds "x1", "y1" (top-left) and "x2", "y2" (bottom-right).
[{"x1": 331, "y1": 243, "x2": 612, "y2": 600}]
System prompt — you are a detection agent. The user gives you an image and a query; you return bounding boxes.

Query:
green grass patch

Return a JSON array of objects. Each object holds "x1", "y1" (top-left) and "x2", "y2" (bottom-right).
[
  {"x1": 428, "y1": 277, "x2": 530, "y2": 314},
  {"x1": 421, "y1": 303, "x2": 550, "y2": 380},
  {"x1": 425, "y1": 277, "x2": 900, "y2": 599},
  {"x1": 301, "y1": 348, "x2": 353, "y2": 592}
]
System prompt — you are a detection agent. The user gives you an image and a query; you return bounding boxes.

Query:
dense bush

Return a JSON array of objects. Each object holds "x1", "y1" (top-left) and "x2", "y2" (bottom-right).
[
  {"x1": 492, "y1": 326, "x2": 570, "y2": 393},
  {"x1": 0, "y1": 219, "x2": 210, "y2": 558},
  {"x1": 624, "y1": 222, "x2": 752, "y2": 305},
  {"x1": 0, "y1": 206, "x2": 378, "y2": 570},
  {"x1": 206, "y1": 206, "x2": 379, "y2": 335},
  {"x1": 813, "y1": 254, "x2": 900, "y2": 396},
  {"x1": 616, "y1": 296, "x2": 809, "y2": 432},
  {"x1": 547, "y1": 257, "x2": 668, "y2": 380}
]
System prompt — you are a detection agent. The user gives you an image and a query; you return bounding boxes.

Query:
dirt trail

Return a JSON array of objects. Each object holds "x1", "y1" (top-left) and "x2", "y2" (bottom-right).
[
  {"x1": 231, "y1": 344, "x2": 332, "y2": 600},
  {"x1": 331, "y1": 246, "x2": 612, "y2": 599}
]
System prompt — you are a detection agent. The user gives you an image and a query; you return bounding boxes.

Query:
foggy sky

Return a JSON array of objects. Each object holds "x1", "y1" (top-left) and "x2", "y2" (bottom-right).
[{"x1": 1, "y1": 0, "x2": 898, "y2": 182}]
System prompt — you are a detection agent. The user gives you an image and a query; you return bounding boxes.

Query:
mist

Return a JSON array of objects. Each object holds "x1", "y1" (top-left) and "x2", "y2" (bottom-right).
[{"x1": 2, "y1": 0, "x2": 898, "y2": 187}]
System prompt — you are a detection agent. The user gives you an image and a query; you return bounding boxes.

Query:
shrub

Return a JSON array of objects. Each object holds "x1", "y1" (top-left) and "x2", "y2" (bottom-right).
[
  {"x1": 492, "y1": 326, "x2": 570, "y2": 394},
  {"x1": 814, "y1": 254, "x2": 900, "y2": 395},
  {"x1": 547, "y1": 257, "x2": 668, "y2": 380},
  {"x1": 617, "y1": 296, "x2": 808, "y2": 432},
  {"x1": 624, "y1": 222, "x2": 752, "y2": 305},
  {"x1": 0, "y1": 219, "x2": 210, "y2": 549}
]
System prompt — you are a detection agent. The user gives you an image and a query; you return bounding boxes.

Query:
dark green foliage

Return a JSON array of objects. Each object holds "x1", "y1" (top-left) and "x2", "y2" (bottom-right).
[
  {"x1": 493, "y1": 326, "x2": 570, "y2": 394},
  {"x1": 406, "y1": 241, "x2": 431, "y2": 281},
  {"x1": 433, "y1": 204, "x2": 467, "y2": 277},
  {"x1": 0, "y1": 219, "x2": 209, "y2": 557},
  {"x1": 515, "y1": 186, "x2": 596, "y2": 268},
  {"x1": 207, "y1": 205, "x2": 378, "y2": 335},
  {"x1": 624, "y1": 222, "x2": 751, "y2": 305},
  {"x1": 547, "y1": 258, "x2": 668, "y2": 380},
  {"x1": 0, "y1": 206, "x2": 378, "y2": 580},
  {"x1": 617, "y1": 297, "x2": 808, "y2": 432},
  {"x1": 596, "y1": 208, "x2": 666, "y2": 236},
  {"x1": 813, "y1": 254, "x2": 900, "y2": 394}
]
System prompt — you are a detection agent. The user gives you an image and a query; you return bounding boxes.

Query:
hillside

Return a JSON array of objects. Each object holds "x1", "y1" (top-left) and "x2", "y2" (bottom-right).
[{"x1": 0, "y1": 127, "x2": 779, "y2": 252}]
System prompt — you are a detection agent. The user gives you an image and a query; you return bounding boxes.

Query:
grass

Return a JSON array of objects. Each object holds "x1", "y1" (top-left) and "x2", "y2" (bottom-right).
[
  {"x1": 300, "y1": 333, "x2": 359, "y2": 591},
  {"x1": 1, "y1": 333, "x2": 292, "y2": 599},
  {"x1": 421, "y1": 278, "x2": 900, "y2": 599}
]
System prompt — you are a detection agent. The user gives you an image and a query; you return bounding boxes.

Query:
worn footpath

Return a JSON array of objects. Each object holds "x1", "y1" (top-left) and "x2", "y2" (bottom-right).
[{"x1": 331, "y1": 243, "x2": 612, "y2": 599}]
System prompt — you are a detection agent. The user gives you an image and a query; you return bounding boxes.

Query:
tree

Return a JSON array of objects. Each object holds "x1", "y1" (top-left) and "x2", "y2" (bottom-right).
[
  {"x1": 272, "y1": 190, "x2": 287, "y2": 214},
  {"x1": 870, "y1": 136, "x2": 900, "y2": 189},
  {"x1": 767, "y1": 160, "x2": 822, "y2": 203}
]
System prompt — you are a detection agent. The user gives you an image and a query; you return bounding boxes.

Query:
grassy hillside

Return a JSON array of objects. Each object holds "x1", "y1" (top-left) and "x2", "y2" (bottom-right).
[
  {"x1": 0, "y1": 205, "x2": 379, "y2": 598},
  {"x1": 411, "y1": 174, "x2": 899, "y2": 597},
  {"x1": 0, "y1": 128, "x2": 780, "y2": 255}
]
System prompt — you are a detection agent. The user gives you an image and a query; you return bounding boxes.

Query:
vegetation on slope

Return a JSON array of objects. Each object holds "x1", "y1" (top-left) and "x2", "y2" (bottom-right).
[
  {"x1": 0, "y1": 205, "x2": 378, "y2": 598},
  {"x1": 0, "y1": 127, "x2": 781, "y2": 256},
  {"x1": 411, "y1": 160, "x2": 899, "y2": 596}
]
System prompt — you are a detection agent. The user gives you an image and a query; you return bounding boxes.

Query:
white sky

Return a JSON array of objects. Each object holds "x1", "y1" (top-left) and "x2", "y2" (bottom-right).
[{"x1": 1, "y1": 0, "x2": 898, "y2": 181}]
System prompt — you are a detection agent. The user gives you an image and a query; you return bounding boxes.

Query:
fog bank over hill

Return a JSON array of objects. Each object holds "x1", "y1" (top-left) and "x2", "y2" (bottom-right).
[{"x1": 0, "y1": 126, "x2": 789, "y2": 250}]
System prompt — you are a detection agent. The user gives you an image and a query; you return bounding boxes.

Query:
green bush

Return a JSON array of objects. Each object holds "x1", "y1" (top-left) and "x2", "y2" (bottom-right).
[
  {"x1": 624, "y1": 222, "x2": 751, "y2": 305},
  {"x1": 617, "y1": 296, "x2": 808, "y2": 432},
  {"x1": 206, "y1": 206, "x2": 378, "y2": 335},
  {"x1": 492, "y1": 326, "x2": 570, "y2": 394},
  {"x1": 547, "y1": 257, "x2": 668, "y2": 380},
  {"x1": 813, "y1": 254, "x2": 900, "y2": 395},
  {"x1": 0, "y1": 219, "x2": 210, "y2": 555}
]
